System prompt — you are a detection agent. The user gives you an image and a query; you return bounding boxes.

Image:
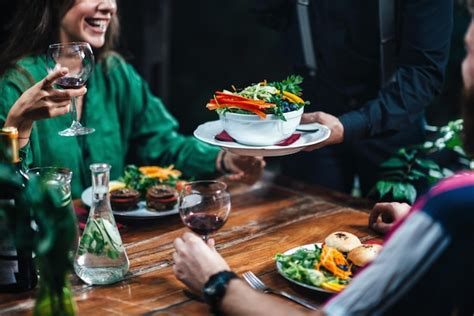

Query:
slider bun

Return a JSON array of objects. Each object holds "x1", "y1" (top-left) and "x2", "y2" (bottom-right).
[
  {"x1": 325, "y1": 232, "x2": 361, "y2": 253},
  {"x1": 348, "y1": 244, "x2": 383, "y2": 267}
]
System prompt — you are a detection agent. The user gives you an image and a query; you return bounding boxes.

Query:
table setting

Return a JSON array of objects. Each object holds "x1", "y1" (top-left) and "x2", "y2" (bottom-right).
[{"x1": 0, "y1": 75, "x2": 377, "y2": 315}]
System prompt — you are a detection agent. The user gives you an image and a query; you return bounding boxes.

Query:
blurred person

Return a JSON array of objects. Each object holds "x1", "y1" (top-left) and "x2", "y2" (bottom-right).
[
  {"x1": 172, "y1": 5, "x2": 474, "y2": 313},
  {"x1": 254, "y1": 0, "x2": 453, "y2": 196},
  {"x1": 0, "y1": 0, "x2": 265, "y2": 198}
]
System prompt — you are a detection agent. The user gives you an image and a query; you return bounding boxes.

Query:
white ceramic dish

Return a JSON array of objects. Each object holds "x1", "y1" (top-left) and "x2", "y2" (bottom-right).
[
  {"x1": 219, "y1": 108, "x2": 304, "y2": 146},
  {"x1": 276, "y1": 243, "x2": 335, "y2": 294},
  {"x1": 81, "y1": 186, "x2": 178, "y2": 220},
  {"x1": 193, "y1": 121, "x2": 330, "y2": 157}
]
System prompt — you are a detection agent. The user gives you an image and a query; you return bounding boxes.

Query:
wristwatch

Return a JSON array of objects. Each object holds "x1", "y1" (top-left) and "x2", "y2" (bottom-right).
[{"x1": 203, "y1": 271, "x2": 239, "y2": 311}]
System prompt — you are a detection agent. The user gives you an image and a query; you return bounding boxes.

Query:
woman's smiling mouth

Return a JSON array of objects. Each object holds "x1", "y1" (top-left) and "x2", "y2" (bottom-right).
[{"x1": 84, "y1": 18, "x2": 109, "y2": 33}]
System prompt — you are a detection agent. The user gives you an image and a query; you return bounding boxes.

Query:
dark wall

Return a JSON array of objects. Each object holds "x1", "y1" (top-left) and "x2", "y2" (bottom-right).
[
  {"x1": 122, "y1": 0, "x2": 469, "y2": 133},
  {"x1": 0, "y1": 1, "x2": 470, "y2": 134},
  {"x1": 110, "y1": 0, "x2": 291, "y2": 134}
]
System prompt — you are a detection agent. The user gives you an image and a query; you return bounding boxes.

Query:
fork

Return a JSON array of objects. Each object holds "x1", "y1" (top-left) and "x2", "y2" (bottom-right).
[
  {"x1": 296, "y1": 128, "x2": 319, "y2": 133},
  {"x1": 242, "y1": 271, "x2": 319, "y2": 310}
]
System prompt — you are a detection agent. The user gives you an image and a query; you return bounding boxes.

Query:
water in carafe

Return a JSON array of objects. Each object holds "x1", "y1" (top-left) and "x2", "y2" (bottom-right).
[{"x1": 74, "y1": 163, "x2": 129, "y2": 285}]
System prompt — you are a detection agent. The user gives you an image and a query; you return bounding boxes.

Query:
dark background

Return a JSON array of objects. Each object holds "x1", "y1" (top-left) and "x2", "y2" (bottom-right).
[{"x1": 0, "y1": 0, "x2": 470, "y2": 134}]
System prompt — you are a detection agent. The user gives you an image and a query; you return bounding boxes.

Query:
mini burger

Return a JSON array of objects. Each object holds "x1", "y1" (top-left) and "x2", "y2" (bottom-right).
[
  {"x1": 348, "y1": 244, "x2": 383, "y2": 269},
  {"x1": 324, "y1": 232, "x2": 362, "y2": 253},
  {"x1": 110, "y1": 188, "x2": 140, "y2": 211},
  {"x1": 146, "y1": 185, "x2": 178, "y2": 212}
]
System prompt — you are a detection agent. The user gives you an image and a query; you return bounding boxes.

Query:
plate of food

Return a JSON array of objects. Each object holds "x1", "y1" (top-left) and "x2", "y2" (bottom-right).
[
  {"x1": 275, "y1": 232, "x2": 383, "y2": 293},
  {"x1": 81, "y1": 165, "x2": 186, "y2": 219},
  {"x1": 194, "y1": 75, "x2": 330, "y2": 156}
]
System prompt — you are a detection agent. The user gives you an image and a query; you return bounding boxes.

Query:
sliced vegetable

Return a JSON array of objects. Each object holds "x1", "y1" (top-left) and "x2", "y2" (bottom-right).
[{"x1": 206, "y1": 75, "x2": 309, "y2": 120}]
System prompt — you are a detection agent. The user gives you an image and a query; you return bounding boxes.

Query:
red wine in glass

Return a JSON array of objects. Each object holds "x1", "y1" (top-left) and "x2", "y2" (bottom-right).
[
  {"x1": 178, "y1": 181, "x2": 231, "y2": 241},
  {"x1": 183, "y1": 213, "x2": 226, "y2": 236},
  {"x1": 55, "y1": 77, "x2": 85, "y2": 89},
  {"x1": 46, "y1": 42, "x2": 94, "y2": 136}
]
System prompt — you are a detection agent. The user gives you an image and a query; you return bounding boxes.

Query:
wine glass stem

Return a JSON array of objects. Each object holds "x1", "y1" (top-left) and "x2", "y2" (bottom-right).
[{"x1": 70, "y1": 96, "x2": 79, "y2": 126}]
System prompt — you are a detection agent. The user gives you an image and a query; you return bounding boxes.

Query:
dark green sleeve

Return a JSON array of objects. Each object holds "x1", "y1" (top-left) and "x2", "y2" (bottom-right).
[
  {"x1": 107, "y1": 56, "x2": 220, "y2": 179},
  {"x1": 0, "y1": 72, "x2": 34, "y2": 171}
]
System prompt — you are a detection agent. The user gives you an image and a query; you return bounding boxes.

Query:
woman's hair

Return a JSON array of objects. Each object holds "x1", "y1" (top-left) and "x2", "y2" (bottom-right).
[{"x1": 0, "y1": 0, "x2": 120, "y2": 76}]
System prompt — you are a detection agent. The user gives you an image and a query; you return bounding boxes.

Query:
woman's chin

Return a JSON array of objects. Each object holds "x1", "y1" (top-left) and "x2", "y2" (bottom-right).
[{"x1": 82, "y1": 35, "x2": 105, "y2": 49}]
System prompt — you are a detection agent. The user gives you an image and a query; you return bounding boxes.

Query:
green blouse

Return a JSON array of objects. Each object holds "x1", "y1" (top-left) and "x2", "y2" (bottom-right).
[{"x1": 0, "y1": 54, "x2": 220, "y2": 198}]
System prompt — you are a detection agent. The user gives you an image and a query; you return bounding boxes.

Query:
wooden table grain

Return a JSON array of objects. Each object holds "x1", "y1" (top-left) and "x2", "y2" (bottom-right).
[{"x1": 0, "y1": 173, "x2": 380, "y2": 315}]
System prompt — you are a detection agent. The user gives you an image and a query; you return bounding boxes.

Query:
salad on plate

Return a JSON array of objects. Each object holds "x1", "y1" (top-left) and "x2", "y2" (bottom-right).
[
  {"x1": 206, "y1": 75, "x2": 310, "y2": 120},
  {"x1": 276, "y1": 231, "x2": 383, "y2": 293}
]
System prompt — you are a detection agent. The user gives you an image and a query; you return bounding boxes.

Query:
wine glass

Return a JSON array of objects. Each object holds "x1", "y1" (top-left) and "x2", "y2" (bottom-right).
[
  {"x1": 178, "y1": 181, "x2": 231, "y2": 242},
  {"x1": 46, "y1": 42, "x2": 95, "y2": 136}
]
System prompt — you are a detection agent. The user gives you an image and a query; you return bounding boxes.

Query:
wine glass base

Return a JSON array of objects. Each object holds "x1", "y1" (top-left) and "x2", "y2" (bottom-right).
[{"x1": 59, "y1": 125, "x2": 95, "y2": 136}]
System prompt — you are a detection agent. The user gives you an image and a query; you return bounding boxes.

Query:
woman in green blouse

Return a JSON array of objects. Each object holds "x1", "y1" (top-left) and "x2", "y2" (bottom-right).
[{"x1": 0, "y1": 0, "x2": 264, "y2": 198}]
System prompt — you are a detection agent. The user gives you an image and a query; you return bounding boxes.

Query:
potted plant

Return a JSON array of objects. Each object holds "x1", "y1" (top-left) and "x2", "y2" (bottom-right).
[{"x1": 371, "y1": 119, "x2": 473, "y2": 203}]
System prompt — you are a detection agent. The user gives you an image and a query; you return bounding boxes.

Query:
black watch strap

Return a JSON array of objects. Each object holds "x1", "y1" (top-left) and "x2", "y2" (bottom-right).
[{"x1": 203, "y1": 271, "x2": 239, "y2": 311}]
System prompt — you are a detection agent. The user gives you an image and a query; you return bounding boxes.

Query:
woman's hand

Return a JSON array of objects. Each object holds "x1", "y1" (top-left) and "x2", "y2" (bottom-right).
[
  {"x1": 4, "y1": 67, "x2": 87, "y2": 145},
  {"x1": 301, "y1": 111, "x2": 344, "y2": 151},
  {"x1": 368, "y1": 202, "x2": 411, "y2": 234},
  {"x1": 173, "y1": 233, "x2": 230, "y2": 294},
  {"x1": 219, "y1": 151, "x2": 266, "y2": 185}
]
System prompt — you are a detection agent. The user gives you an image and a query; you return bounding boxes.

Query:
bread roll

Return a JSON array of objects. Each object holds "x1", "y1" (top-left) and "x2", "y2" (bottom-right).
[
  {"x1": 325, "y1": 232, "x2": 361, "y2": 253},
  {"x1": 348, "y1": 244, "x2": 383, "y2": 267}
]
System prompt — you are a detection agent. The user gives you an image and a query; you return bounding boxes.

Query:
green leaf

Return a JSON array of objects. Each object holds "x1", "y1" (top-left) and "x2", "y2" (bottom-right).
[
  {"x1": 376, "y1": 181, "x2": 394, "y2": 198},
  {"x1": 401, "y1": 148, "x2": 417, "y2": 161},
  {"x1": 407, "y1": 168, "x2": 428, "y2": 181},
  {"x1": 404, "y1": 184, "x2": 417, "y2": 204},
  {"x1": 414, "y1": 158, "x2": 440, "y2": 170},
  {"x1": 381, "y1": 158, "x2": 407, "y2": 168},
  {"x1": 393, "y1": 183, "x2": 408, "y2": 201},
  {"x1": 269, "y1": 75, "x2": 304, "y2": 95}
]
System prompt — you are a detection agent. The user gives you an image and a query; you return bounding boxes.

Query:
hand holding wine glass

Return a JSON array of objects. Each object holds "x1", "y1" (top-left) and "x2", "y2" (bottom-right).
[
  {"x1": 178, "y1": 181, "x2": 231, "y2": 242},
  {"x1": 46, "y1": 42, "x2": 95, "y2": 136},
  {"x1": 3, "y1": 68, "x2": 87, "y2": 146}
]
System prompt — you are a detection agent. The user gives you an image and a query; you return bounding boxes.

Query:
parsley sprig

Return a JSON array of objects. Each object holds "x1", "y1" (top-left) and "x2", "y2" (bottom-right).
[{"x1": 269, "y1": 75, "x2": 304, "y2": 96}]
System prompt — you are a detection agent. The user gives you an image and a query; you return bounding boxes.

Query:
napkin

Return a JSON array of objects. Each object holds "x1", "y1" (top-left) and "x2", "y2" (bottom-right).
[
  {"x1": 74, "y1": 205, "x2": 126, "y2": 230},
  {"x1": 215, "y1": 130, "x2": 301, "y2": 146}
]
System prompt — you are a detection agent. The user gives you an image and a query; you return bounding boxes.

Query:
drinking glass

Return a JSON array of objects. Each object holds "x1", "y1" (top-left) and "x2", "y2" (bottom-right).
[
  {"x1": 46, "y1": 42, "x2": 95, "y2": 136},
  {"x1": 178, "y1": 181, "x2": 231, "y2": 242}
]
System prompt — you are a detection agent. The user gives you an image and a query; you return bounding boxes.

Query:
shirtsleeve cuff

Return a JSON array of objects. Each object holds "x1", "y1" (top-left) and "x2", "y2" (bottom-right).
[
  {"x1": 19, "y1": 142, "x2": 31, "y2": 171},
  {"x1": 338, "y1": 110, "x2": 369, "y2": 145}
]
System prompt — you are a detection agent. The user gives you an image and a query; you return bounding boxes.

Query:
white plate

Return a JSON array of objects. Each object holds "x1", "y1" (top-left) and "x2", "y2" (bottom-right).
[
  {"x1": 193, "y1": 121, "x2": 331, "y2": 157},
  {"x1": 81, "y1": 186, "x2": 179, "y2": 220},
  {"x1": 276, "y1": 243, "x2": 336, "y2": 294}
]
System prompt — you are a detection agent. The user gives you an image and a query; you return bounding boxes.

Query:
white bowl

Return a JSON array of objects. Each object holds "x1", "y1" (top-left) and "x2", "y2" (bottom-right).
[{"x1": 219, "y1": 107, "x2": 304, "y2": 146}]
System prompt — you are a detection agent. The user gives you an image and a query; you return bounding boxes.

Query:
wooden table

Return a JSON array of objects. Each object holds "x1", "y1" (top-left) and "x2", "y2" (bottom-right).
[{"x1": 0, "y1": 173, "x2": 380, "y2": 315}]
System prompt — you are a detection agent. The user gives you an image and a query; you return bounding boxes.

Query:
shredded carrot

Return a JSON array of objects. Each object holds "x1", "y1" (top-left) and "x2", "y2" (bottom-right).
[{"x1": 316, "y1": 245, "x2": 352, "y2": 280}]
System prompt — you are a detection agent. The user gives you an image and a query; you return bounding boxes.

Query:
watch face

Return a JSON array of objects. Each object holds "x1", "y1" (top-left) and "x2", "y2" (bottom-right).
[
  {"x1": 203, "y1": 271, "x2": 238, "y2": 307},
  {"x1": 204, "y1": 287, "x2": 216, "y2": 296}
]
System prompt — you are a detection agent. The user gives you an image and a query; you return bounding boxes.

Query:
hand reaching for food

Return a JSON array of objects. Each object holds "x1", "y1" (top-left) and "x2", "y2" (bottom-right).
[
  {"x1": 219, "y1": 151, "x2": 266, "y2": 185},
  {"x1": 368, "y1": 202, "x2": 411, "y2": 234}
]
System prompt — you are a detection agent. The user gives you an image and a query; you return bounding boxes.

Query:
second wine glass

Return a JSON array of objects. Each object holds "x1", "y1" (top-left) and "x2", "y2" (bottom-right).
[
  {"x1": 178, "y1": 181, "x2": 231, "y2": 242},
  {"x1": 46, "y1": 42, "x2": 95, "y2": 136}
]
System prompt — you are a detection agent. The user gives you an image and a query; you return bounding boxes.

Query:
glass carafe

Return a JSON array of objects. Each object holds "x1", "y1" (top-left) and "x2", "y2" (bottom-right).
[{"x1": 74, "y1": 163, "x2": 129, "y2": 285}]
